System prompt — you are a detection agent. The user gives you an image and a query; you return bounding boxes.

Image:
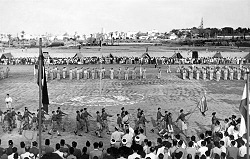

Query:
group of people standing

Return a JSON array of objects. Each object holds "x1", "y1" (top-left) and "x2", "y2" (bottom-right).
[
  {"x1": 43, "y1": 66, "x2": 150, "y2": 81},
  {"x1": 180, "y1": 65, "x2": 250, "y2": 81}
]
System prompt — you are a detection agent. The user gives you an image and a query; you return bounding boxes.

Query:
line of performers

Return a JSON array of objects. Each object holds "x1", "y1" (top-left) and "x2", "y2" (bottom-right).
[
  {"x1": 180, "y1": 65, "x2": 250, "y2": 81},
  {"x1": 44, "y1": 66, "x2": 168, "y2": 81},
  {"x1": 1, "y1": 106, "x2": 67, "y2": 136}
]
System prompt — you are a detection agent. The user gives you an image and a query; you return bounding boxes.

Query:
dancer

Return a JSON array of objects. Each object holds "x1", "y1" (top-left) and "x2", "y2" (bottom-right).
[{"x1": 176, "y1": 109, "x2": 191, "y2": 136}]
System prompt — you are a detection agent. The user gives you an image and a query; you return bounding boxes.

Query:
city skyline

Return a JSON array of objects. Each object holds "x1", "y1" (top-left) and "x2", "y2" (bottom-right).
[{"x1": 0, "y1": 0, "x2": 249, "y2": 35}]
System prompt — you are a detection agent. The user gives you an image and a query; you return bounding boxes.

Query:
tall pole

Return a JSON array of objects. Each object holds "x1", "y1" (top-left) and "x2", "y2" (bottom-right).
[
  {"x1": 99, "y1": 39, "x2": 102, "y2": 97},
  {"x1": 38, "y1": 38, "x2": 42, "y2": 157},
  {"x1": 247, "y1": 71, "x2": 250, "y2": 159}
]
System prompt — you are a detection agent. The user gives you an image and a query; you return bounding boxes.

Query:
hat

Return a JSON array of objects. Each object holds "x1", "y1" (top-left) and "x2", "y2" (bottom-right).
[
  {"x1": 114, "y1": 126, "x2": 119, "y2": 130},
  {"x1": 110, "y1": 139, "x2": 116, "y2": 145},
  {"x1": 122, "y1": 138, "x2": 127, "y2": 145},
  {"x1": 212, "y1": 112, "x2": 216, "y2": 115},
  {"x1": 135, "y1": 136, "x2": 140, "y2": 142}
]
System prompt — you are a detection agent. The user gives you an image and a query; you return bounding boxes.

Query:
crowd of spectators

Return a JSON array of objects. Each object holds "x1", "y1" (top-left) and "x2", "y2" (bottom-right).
[{"x1": 0, "y1": 111, "x2": 248, "y2": 159}]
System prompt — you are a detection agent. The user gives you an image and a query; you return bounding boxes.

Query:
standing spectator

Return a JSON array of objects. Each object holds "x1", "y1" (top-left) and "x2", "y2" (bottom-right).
[
  {"x1": 20, "y1": 147, "x2": 31, "y2": 159},
  {"x1": 17, "y1": 142, "x2": 25, "y2": 156},
  {"x1": 226, "y1": 140, "x2": 238, "y2": 159},
  {"x1": 72, "y1": 141, "x2": 81, "y2": 159},
  {"x1": 53, "y1": 143, "x2": 64, "y2": 159},
  {"x1": 0, "y1": 139, "x2": 5, "y2": 157},
  {"x1": 6, "y1": 140, "x2": 13, "y2": 156},
  {"x1": 89, "y1": 142, "x2": 102, "y2": 159},
  {"x1": 42, "y1": 139, "x2": 54, "y2": 154},
  {"x1": 5, "y1": 94, "x2": 12, "y2": 110},
  {"x1": 186, "y1": 141, "x2": 196, "y2": 159},
  {"x1": 80, "y1": 147, "x2": 89, "y2": 159},
  {"x1": 66, "y1": 147, "x2": 76, "y2": 159},
  {"x1": 59, "y1": 139, "x2": 68, "y2": 154},
  {"x1": 7, "y1": 147, "x2": 19, "y2": 159},
  {"x1": 29, "y1": 141, "x2": 39, "y2": 158}
]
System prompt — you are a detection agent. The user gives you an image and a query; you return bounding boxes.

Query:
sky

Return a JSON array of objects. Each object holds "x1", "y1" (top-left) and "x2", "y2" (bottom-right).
[{"x1": 0, "y1": 0, "x2": 249, "y2": 35}]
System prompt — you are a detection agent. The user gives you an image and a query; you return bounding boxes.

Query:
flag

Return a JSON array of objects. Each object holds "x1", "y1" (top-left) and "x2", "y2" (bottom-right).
[
  {"x1": 239, "y1": 83, "x2": 249, "y2": 137},
  {"x1": 37, "y1": 54, "x2": 49, "y2": 113},
  {"x1": 197, "y1": 95, "x2": 208, "y2": 116}
]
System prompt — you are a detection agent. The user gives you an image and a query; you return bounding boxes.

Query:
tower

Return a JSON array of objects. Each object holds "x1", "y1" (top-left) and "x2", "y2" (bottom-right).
[{"x1": 199, "y1": 17, "x2": 203, "y2": 29}]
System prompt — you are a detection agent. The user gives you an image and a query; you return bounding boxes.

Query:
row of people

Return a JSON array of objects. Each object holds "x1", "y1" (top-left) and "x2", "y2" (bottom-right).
[
  {"x1": 180, "y1": 66, "x2": 250, "y2": 81},
  {"x1": 43, "y1": 67, "x2": 149, "y2": 81}
]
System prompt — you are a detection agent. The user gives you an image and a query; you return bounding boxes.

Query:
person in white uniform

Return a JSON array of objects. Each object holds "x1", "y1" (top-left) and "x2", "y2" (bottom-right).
[{"x1": 5, "y1": 94, "x2": 13, "y2": 109}]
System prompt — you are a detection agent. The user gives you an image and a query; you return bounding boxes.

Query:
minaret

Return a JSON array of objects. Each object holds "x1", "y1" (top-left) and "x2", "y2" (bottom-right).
[{"x1": 199, "y1": 17, "x2": 204, "y2": 29}]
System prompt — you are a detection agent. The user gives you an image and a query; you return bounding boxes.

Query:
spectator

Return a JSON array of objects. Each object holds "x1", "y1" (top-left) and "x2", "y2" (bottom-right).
[
  {"x1": 6, "y1": 140, "x2": 13, "y2": 156},
  {"x1": 20, "y1": 147, "x2": 31, "y2": 159},
  {"x1": 186, "y1": 141, "x2": 196, "y2": 159},
  {"x1": 66, "y1": 148, "x2": 76, "y2": 159},
  {"x1": 29, "y1": 142, "x2": 39, "y2": 157},
  {"x1": 128, "y1": 145, "x2": 140, "y2": 159},
  {"x1": 53, "y1": 143, "x2": 64, "y2": 159},
  {"x1": 17, "y1": 142, "x2": 25, "y2": 156},
  {"x1": 0, "y1": 139, "x2": 4, "y2": 157},
  {"x1": 41, "y1": 153, "x2": 62, "y2": 159},
  {"x1": 71, "y1": 141, "x2": 81, "y2": 159},
  {"x1": 102, "y1": 148, "x2": 114, "y2": 159},
  {"x1": 8, "y1": 147, "x2": 19, "y2": 159},
  {"x1": 89, "y1": 142, "x2": 102, "y2": 159},
  {"x1": 145, "y1": 147, "x2": 156, "y2": 159},
  {"x1": 226, "y1": 140, "x2": 238, "y2": 159},
  {"x1": 80, "y1": 147, "x2": 89, "y2": 159},
  {"x1": 197, "y1": 141, "x2": 208, "y2": 157},
  {"x1": 59, "y1": 140, "x2": 68, "y2": 153},
  {"x1": 43, "y1": 139, "x2": 54, "y2": 154}
]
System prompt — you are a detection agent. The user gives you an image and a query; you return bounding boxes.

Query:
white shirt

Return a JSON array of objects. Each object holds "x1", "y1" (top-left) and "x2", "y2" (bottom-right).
[
  {"x1": 238, "y1": 145, "x2": 247, "y2": 157},
  {"x1": 220, "y1": 146, "x2": 226, "y2": 153},
  {"x1": 145, "y1": 152, "x2": 156, "y2": 159},
  {"x1": 8, "y1": 153, "x2": 20, "y2": 159},
  {"x1": 197, "y1": 146, "x2": 208, "y2": 157},
  {"x1": 128, "y1": 152, "x2": 141, "y2": 159},
  {"x1": 227, "y1": 125, "x2": 234, "y2": 135},
  {"x1": 20, "y1": 152, "x2": 31, "y2": 159},
  {"x1": 156, "y1": 146, "x2": 165, "y2": 159},
  {"x1": 53, "y1": 150, "x2": 64, "y2": 158},
  {"x1": 129, "y1": 127, "x2": 134, "y2": 136},
  {"x1": 111, "y1": 131, "x2": 124, "y2": 142},
  {"x1": 5, "y1": 97, "x2": 12, "y2": 103},
  {"x1": 123, "y1": 133, "x2": 133, "y2": 147}
]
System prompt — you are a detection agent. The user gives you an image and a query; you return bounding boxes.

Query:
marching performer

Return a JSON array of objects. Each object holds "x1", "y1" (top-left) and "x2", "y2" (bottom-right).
[
  {"x1": 48, "y1": 111, "x2": 61, "y2": 136},
  {"x1": 157, "y1": 67, "x2": 161, "y2": 79}
]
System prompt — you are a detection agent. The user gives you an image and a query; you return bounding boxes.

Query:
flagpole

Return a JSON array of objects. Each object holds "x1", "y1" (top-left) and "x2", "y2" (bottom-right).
[
  {"x1": 247, "y1": 71, "x2": 249, "y2": 159},
  {"x1": 38, "y1": 38, "x2": 42, "y2": 158}
]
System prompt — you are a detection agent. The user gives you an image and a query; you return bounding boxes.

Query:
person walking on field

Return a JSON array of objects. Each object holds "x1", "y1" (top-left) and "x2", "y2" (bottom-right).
[
  {"x1": 82, "y1": 108, "x2": 92, "y2": 133},
  {"x1": 101, "y1": 108, "x2": 112, "y2": 135},
  {"x1": 5, "y1": 94, "x2": 12, "y2": 109},
  {"x1": 176, "y1": 109, "x2": 191, "y2": 136}
]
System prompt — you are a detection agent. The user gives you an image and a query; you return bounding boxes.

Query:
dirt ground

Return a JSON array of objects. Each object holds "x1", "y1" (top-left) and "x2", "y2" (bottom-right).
[{"x1": 0, "y1": 63, "x2": 245, "y2": 150}]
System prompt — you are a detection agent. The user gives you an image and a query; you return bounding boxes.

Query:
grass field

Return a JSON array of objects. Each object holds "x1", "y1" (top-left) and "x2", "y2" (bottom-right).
[{"x1": 0, "y1": 62, "x2": 246, "y2": 150}]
